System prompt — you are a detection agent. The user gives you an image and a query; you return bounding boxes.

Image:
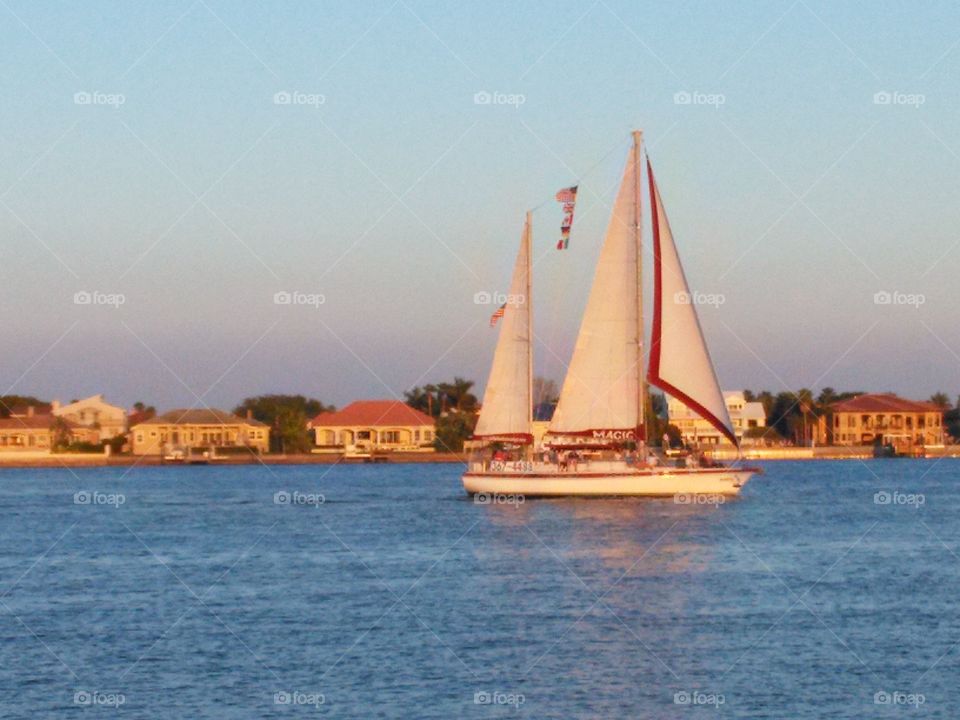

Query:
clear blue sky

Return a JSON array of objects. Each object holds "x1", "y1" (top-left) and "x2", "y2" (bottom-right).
[{"x1": 3, "y1": 0, "x2": 960, "y2": 410}]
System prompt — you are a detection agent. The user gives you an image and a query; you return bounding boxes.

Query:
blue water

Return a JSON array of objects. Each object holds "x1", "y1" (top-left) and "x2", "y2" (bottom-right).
[{"x1": 0, "y1": 460, "x2": 958, "y2": 718}]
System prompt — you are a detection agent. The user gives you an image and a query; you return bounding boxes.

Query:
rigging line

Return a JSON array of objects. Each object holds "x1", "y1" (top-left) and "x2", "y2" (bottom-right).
[{"x1": 527, "y1": 131, "x2": 632, "y2": 215}]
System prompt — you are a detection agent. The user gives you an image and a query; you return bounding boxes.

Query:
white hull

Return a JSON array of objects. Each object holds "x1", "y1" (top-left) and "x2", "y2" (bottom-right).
[{"x1": 462, "y1": 466, "x2": 756, "y2": 497}]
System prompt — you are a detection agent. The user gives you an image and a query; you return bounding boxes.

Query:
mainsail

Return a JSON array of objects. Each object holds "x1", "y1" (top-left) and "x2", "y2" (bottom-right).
[
  {"x1": 473, "y1": 214, "x2": 533, "y2": 443},
  {"x1": 647, "y1": 157, "x2": 737, "y2": 445},
  {"x1": 547, "y1": 134, "x2": 643, "y2": 443}
]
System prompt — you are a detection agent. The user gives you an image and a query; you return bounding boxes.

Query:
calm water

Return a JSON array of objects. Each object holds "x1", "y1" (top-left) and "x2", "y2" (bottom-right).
[{"x1": 0, "y1": 459, "x2": 958, "y2": 718}]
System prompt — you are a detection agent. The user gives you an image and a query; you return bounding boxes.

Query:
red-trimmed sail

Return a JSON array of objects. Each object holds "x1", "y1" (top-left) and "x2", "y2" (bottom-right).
[{"x1": 647, "y1": 158, "x2": 737, "y2": 446}]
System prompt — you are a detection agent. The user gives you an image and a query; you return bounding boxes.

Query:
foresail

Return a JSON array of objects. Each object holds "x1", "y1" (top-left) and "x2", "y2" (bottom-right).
[
  {"x1": 647, "y1": 158, "x2": 737, "y2": 445},
  {"x1": 473, "y1": 217, "x2": 533, "y2": 442},
  {"x1": 547, "y1": 140, "x2": 642, "y2": 443}
]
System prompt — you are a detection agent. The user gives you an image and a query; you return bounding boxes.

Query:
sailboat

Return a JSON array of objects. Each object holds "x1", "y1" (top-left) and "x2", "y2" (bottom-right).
[{"x1": 463, "y1": 130, "x2": 759, "y2": 497}]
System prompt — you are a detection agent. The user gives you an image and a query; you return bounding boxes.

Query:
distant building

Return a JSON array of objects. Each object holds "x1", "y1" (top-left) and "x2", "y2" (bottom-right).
[
  {"x1": 52, "y1": 394, "x2": 126, "y2": 441},
  {"x1": 130, "y1": 408, "x2": 269, "y2": 456},
  {"x1": 668, "y1": 391, "x2": 766, "y2": 446},
  {"x1": 818, "y1": 393, "x2": 944, "y2": 447},
  {"x1": 0, "y1": 406, "x2": 95, "y2": 451},
  {"x1": 308, "y1": 400, "x2": 435, "y2": 453}
]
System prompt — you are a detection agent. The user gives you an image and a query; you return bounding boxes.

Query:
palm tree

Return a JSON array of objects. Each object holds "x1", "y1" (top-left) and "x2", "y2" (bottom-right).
[
  {"x1": 930, "y1": 392, "x2": 951, "y2": 409},
  {"x1": 796, "y1": 388, "x2": 816, "y2": 446},
  {"x1": 423, "y1": 384, "x2": 438, "y2": 417},
  {"x1": 449, "y1": 377, "x2": 477, "y2": 412}
]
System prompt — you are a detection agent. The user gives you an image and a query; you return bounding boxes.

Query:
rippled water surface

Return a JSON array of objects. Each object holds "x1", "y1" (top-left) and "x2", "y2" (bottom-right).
[{"x1": 1, "y1": 459, "x2": 958, "y2": 718}]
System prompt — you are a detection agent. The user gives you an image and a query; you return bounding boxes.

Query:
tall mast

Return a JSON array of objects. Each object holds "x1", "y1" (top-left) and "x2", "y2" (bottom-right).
[
  {"x1": 633, "y1": 129, "x2": 646, "y2": 443},
  {"x1": 525, "y1": 210, "x2": 534, "y2": 432}
]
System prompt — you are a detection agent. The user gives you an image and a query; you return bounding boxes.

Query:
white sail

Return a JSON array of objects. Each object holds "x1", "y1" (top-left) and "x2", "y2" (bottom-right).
[
  {"x1": 547, "y1": 137, "x2": 642, "y2": 443},
  {"x1": 646, "y1": 158, "x2": 737, "y2": 445},
  {"x1": 473, "y1": 215, "x2": 533, "y2": 442}
]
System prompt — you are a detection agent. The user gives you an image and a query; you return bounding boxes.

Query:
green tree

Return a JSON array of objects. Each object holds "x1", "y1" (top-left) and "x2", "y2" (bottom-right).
[
  {"x1": 434, "y1": 412, "x2": 477, "y2": 452},
  {"x1": 533, "y1": 377, "x2": 560, "y2": 407},
  {"x1": 930, "y1": 392, "x2": 951, "y2": 409},
  {"x1": 0, "y1": 395, "x2": 48, "y2": 418},
  {"x1": 233, "y1": 395, "x2": 333, "y2": 454},
  {"x1": 406, "y1": 378, "x2": 478, "y2": 418}
]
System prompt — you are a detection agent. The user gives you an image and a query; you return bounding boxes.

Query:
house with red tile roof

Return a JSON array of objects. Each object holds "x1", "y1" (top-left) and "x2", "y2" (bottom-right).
[
  {"x1": 818, "y1": 393, "x2": 944, "y2": 447},
  {"x1": 0, "y1": 406, "x2": 96, "y2": 452},
  {"x1": 308, "y1": 400, "x2": 435, "y2": 454}
]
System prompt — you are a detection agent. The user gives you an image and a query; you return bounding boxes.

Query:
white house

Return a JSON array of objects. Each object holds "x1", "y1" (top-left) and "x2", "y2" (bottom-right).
[
  {"x1": 52, "y1": 394, "x2": 127, "y2": 442},
  {"x1": 668, "y1": 391, "x2": 766, "y2": 446}
]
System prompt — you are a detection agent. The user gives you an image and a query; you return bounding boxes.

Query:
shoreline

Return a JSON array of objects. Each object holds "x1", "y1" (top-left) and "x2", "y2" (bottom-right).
[
  {"x1": 0, "y1": 452, "x2": 469, "y2": 468},
  {"x1": 0, "y1": 445, "x2": 959, "y2": 468}
]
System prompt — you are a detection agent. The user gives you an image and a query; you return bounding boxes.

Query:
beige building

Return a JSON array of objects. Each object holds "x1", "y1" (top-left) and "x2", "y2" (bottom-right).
[
  {"x1": 818, "y1": 393, "x2": 943, "y2": 447},
  {"x1": 0, "y1": 407, "x2": 94, "y2": 451},
  {"x1": 668, "y1": 391, "x2": 766, "y2": 446},
  {"x1": 309, "y1": 400, "x2": 435, "y2": 453},
  {"x1": 52, "y1": 394, "x2": 127, "y2": 441},
  {"x1": 130, "y1": 408, "x2": 269, "y2": 456}
]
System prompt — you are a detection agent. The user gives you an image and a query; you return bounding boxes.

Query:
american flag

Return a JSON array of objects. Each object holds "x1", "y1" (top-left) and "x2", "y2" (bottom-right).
[
  {"x1": 489, "y1": 303, "x2": 506, "y2": 327},
  {"x1": 556, "y1": 185, "x2": 578, "y2": 249}
]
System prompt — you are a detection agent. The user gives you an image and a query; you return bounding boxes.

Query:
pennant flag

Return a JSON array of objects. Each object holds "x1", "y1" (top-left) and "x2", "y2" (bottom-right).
[
  {"x1": 489, "y1": 303, "x2": 506, "y2": 327},
  {"x1": 555, "y1": 186, "x2": 578, "y2": 249}
]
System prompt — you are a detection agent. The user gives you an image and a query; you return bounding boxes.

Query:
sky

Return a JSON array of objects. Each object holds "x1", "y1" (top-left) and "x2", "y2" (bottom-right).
[{"x1": 2, "y1": 0, "x2": 960, "y2": 411}]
